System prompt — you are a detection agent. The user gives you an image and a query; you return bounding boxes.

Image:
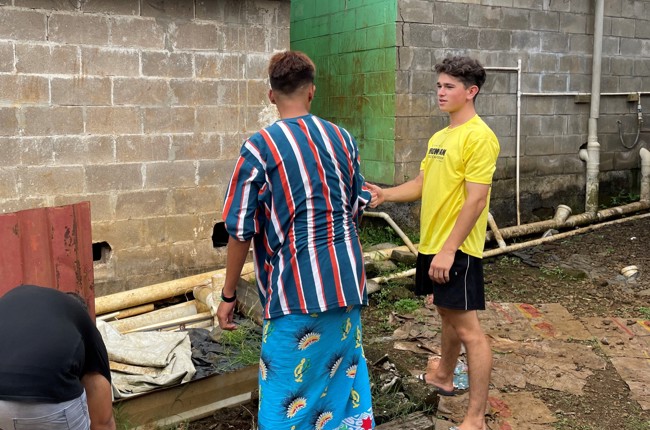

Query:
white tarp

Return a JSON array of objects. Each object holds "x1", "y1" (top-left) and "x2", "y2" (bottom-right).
[{"x1": 97, "y1": 320, "x2": 196, "y2": 399}]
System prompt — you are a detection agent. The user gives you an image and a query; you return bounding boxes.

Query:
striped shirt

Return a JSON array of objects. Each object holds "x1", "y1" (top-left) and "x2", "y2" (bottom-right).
[{"x1": 223, "y1": 114, "x2": 372, "y2": 319}]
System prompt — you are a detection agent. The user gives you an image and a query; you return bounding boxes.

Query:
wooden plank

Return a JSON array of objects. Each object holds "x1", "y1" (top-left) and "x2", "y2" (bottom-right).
[
  {"x1": 114, "y1": 364, "x2": 259, "y2": 428},
  {"x1": 375, "y1": 412, "x2": 435, "y2": 430}
]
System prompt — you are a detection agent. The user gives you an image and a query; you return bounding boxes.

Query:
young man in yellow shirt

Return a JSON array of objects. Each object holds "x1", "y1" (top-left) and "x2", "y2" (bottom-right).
[{"x1": 368, "y1": 56, "x2": 499, "y2": 430}]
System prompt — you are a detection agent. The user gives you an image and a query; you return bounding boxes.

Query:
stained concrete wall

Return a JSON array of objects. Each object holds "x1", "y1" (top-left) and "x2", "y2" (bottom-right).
[
  {"x1": 0, "y1": 0, "x2": 290, "y2": 296},
  {"x1": 396, "y1": 0, "x2": 650, "y2": 225}
]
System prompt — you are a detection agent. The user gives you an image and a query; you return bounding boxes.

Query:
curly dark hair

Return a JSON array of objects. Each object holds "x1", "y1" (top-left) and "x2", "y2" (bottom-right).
[
  {"x1": 268, "y1": 51, "x2": 316, "y2": 95},
  {"x1": 434, "y1": 56, "x2": 486, "y2": 98}
]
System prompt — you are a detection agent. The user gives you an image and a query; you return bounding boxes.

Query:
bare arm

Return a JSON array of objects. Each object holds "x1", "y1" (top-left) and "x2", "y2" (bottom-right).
[
  {"x1": 216, "y1": 236, "x2": 252, "y2": 330},
  {"x1": 81, "y1": 372, "x2": 115, "y2": 430},
  {"x1": 367, "y1": 171, "x2": 424, "y2": 208},
  {"x1": 429, "y1": 181, "x2": 491, "y2": 283}
]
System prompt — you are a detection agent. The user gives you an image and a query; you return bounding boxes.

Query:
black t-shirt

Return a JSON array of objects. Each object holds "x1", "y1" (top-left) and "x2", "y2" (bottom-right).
[{"x1": 0, "y1": 285, "x2": 111, "y2": 402}]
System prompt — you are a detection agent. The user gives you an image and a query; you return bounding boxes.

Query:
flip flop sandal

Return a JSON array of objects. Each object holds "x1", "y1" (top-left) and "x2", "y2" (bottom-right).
[{"x1": 416, "y1": 373, "x2": 457, "y2": 396}]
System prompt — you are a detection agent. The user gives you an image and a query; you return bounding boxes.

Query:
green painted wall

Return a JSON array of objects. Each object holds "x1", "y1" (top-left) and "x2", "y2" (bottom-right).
[{"x1": 291, "y1": 0, "x2": 397, "y2": 184}]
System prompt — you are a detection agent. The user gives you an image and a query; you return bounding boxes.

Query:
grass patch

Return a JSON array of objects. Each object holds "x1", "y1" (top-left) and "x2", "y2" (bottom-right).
[
  {"x1": 359, "y1": 223, "x2": 419, "y2": 248},
  {"x1": 221, "y1": 324, "x2": 261, "y2": 367}
]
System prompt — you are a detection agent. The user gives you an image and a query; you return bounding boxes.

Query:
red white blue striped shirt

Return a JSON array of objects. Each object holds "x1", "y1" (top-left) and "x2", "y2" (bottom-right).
[{"x1": 223, "y1": 114, "x2": 372, "y2": 319}]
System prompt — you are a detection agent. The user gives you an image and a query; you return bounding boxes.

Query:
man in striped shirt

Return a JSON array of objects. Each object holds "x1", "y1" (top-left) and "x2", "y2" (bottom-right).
[{"x1": 217, "y1": 51, "x2": 375, "y2": 430}]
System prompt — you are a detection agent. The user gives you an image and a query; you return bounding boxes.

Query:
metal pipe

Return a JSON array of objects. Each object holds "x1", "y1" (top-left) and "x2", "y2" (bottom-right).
[
  {"x1": 363, "y1": 211, "x2": 418, "y2": 256},
  {"x1": 585, "y1": 0, "x2": 605, "y2": 214}
]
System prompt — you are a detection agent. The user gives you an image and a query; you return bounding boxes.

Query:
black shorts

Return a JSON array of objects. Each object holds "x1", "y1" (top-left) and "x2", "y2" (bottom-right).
[{"x1": 415, "y1": 250, "x2": 485, "y2": 310}]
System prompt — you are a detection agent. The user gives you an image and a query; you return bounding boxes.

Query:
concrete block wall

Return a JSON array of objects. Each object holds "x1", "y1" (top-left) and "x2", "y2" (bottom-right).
[
  {"x1": 0, "y1": 0, "x2": 290, "y2": 296},
  {"x1": 291, "y1": 0, "x2": 398, "y2": 184},
  {"x1": 397, "y1": 0, "x2": 650, "y2": 224}
]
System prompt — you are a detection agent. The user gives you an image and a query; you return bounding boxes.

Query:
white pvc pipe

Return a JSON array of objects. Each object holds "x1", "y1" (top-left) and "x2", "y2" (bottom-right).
[
  {"x1": 585, "y1": 0, "x2": 605, "y2": 214},
  {"x1": 641, "y1": 147, "x2": 650, "y2": 202},
  {"x1": 363, "y1": 211, "x2": 418, "y2": 255},
  {"x1": 521, "y1": 92, "x2": 650, "y2": 97}
]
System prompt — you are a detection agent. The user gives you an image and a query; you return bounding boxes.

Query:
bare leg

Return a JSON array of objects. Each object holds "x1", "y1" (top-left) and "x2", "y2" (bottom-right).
[
  {"x1": 445, "y1": 309, "x2": 492, "y2": 430},
  {"x1": 424, "y1": 308, "x2": 461, "y2": 392}
]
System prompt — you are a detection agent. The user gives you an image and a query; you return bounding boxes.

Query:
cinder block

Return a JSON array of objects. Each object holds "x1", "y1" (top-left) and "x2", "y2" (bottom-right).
[
  {"x1": 468, "y1": 5, "x2": 501, "y2": 28},
  {"x1": 113, "y1": 78, "x2": 171, "y2": 106},
  {"x1": 142, "y1": 51, "x2": 193, "y2": 78},
  {"x1": 170, "y1": 134, "x2": 220, "y2": 161},
  {"x1": 530, "y1": 10, "x2": 559, "y2": 31},
  {"x1": 197, "y1": 159, "x2": 239, "y2": 187},
  {"x1": 114, "y1": 245, "x2": 172, "y2": 279},
  {"x1": 634, "y1": 59, "x2": 650, "y2": 77},
  {"x1": 174, "y1": 21, "x2": 224, "y2": 51},
  {"x1": 479, "y1": 29, "x2": 510, "y2": 50},
  {"x1": 0, "y1": 138, "x2": 21, "y2": 167},
  {"x1": 115, "y1": 190, "x2": 169, "y2": 220},
  {"x1": 0, "y1": 75, "x2": 48, "y2": 104},
  {"x1": 541, "y1": 33, "x2": 569, "y2": 53},
  {"x1": 14, "y1": 0, "x2": 76, "y2": 10},
  {"x1": 115, "y1": 135, "x2": 170, "y2": 163},
  {"x1": 15, "y1": 43, "x2": 79, "y2": 74},
  {"x1": 444, "y1": 26, "x2": 479, "y2": 49},
  {"x1": 85, "y1": 163, "x2": 143, "y2": 193},
  {"x1": 540, "y1": 115, "x2": 568, "y2": 136},
  {"x1": 0, "y1": 9, "x2": 47, "y2": 41},
  {"x1": 195, "y1": 53, "x2": 241, "y2": 79},
  {"x1": 20, "y1": 107, "x2": 84, "y2": 136},
  {"x1": 141, "y1": 0, "x2": 194, "y2": 19},
  {"x1": 559, "y1": 12, "x2": 587, "y2": 34},
  {"x1": 434, "y1": 2, "x2": 469, "y2": 26},
  {"x1": 81, "y1": 47, "x2": 139, "y2": 77},
  {"x1": 541, "y1": 74, "x2": 568, "y2": 92},
  {"x1": 244, "y1": 53, "x2": 270, "y2": 79},
  {"x1": 143, "y1": 107, "x2": 195, "y2": 133},
  {"x1": 0, "y1": 42, "x2": 14, "y2": 73},
  {"x1": 82, "y1": 0, "x2": 139, "y2": 15},
  {"x1": 169, "y1": 79, "x2": 223, "y2": 106},
  {"x1": 51, "y1": 77, "x2": 111, "y2": 106},
  {"x1": 49, "y1": 13, "x2": 110, "y2": 45},
  {"x1": 399, "y1": 0, "x2": 433, "y2": 24},
  {"x1": 171, "y1": 186, "x2": 222, "y2": 215},
  {"x1": 92, "y1": 219, "x2": 145, "y2": 249},
  {"x1": 609, "y1": 17, "x2": 635, "y2": 38},
  {"x1": 18, "y1": 137, "x2": 54, "y2": 166},
  {"x1": 53, "y1": 193, "x2": 114, "y2": 221},
  {"x1": 195, "y1": 0, "x2": 243, "y2": 22},
  {"x1": 223, "y1": 26, "x2": 245, "y2": 52},
  {"x1": 404, "y1": 23, "x2": 444, "y2": 48},
  {"x1": 110, "y1": 16, "x2": 165, "y2": 49},
  {"x1": 562, "y1": 154, "x2": 586, "y2": 174},
  {"x1": 144, "y1": 161, "x2": 197, "y2": 189},
  {"x1": 164, "y1": 214, "x2": 199, "y2": 243},
  {"x1": 86, "y1": 107, "x2": 142, "y2": 135},
  {"x1": 246, "y1": 80, "x2": 268, "y2": 106},
  {"x1": 195, "y1": 106, "x2": 241, "y2": 133},
  {"x1": 53, "y1": 136, "x2": 115, "y2": 165},
  {"x1": 18, "y1": 165, "x2": 85, "y2": 196},
  {"x1": 535, "y1": 154, "x2": 563, "y2": 175},
  {"x1": 0, "y1": 168, "x2": 17, "y2": 199},
  {"x1": 0, "y1": 106, "x2": 18, "y2": 136}
]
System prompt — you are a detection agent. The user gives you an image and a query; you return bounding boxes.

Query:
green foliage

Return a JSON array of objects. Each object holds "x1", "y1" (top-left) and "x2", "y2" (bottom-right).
[
  {"x1": 393, "y1": 298, "x2": 420, "y2": 314},
  {"x1": 359, "y1": 223, "x2": 419, "y2": 247},
  {"x1": 221, "y1": 325, "x2": 262, "y2": 367},
  {"x1": 600, "y1": 190, "x2": 640, "y2": 209},
  {"x1": 497, "y1": 255, "x2": 521, "y2": 267},
  {"x1": 540, "y1": 266, "x2": 569, "y2": 280},
  {"x1": 638, "y1": 307, "x2": 650, "y2": 320}
]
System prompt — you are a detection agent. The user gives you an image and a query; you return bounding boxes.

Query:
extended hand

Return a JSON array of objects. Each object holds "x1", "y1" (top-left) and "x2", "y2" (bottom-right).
[
  {"x1": 365, "y1": 183, "x2": 384, "y2": 208},
  {"x1": 216, "y1": 300, "x2": 238, "y2": 330}
]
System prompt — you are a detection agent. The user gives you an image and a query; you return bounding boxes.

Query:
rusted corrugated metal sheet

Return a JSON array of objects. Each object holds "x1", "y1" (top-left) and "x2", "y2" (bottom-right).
[{"x1": 0, "y1": 202, "x2": 95, "y2": 317}]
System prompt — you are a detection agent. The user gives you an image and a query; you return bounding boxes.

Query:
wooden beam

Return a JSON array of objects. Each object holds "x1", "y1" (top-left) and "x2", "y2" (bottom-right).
[{"x1": 114, "y1": 364, "x2": 258, "y2": 428}]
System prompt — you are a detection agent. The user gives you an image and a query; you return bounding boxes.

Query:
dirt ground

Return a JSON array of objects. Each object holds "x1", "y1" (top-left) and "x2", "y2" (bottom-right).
[{"x1": 189, "y1": 215, "x2": 650, "y2": 430}]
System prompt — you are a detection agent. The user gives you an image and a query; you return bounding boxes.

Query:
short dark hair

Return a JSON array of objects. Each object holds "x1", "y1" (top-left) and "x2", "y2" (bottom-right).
[
  {"x1": 435, "y1": 56, "x2": 486, "y2": 97},
  {"x1": 268, "y1": 51, "x2": 315, "y2": 95}
]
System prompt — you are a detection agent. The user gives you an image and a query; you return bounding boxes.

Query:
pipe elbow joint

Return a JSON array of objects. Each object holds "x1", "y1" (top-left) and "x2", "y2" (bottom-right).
[{"x1": 579, "y1": 148, "x2": 589, "y2": 162}]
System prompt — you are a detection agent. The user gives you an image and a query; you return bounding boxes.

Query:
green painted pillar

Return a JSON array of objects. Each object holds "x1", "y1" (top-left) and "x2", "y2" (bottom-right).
[{"x1": 291, "y1": 0, "x2": 397, "y2": 185}]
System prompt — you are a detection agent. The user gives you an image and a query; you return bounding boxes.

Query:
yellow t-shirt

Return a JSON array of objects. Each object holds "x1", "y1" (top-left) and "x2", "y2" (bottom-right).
[{"x1": 418, "y1": 115, "x2": 500, "y2": 258}]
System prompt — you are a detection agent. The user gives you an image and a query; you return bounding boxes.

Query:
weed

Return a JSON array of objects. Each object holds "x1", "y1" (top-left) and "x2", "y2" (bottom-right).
[
  {"x1": 599, "y1": 190, "x2": 640, "y2": 209},
  {"x1": 638, "y1": 307, "x2": 650, "y2": 320},
  {"x1": 221, "y1": 325, "x2": 261, "y2": 367},
  {"x1": 394, "y1": 298, "x2": 420, "y2": 314},
  {"x1": 540, "y1": 266, "x2": 568, "y2": 280},
  {"x1": 359, "y1": 223, "x2": 419, "y2": 248},
  {"x1": 497, "y1": 256, "x2": 521, "y2": 267}
]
